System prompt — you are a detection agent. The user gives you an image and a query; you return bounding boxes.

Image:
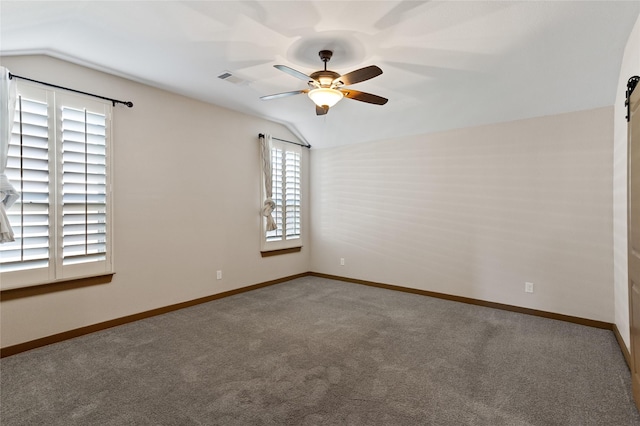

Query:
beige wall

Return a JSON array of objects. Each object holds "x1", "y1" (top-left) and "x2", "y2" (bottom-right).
[
  {"x1": 0, "y1": 47, "x2": 628, "y2": 348},
  {"x1": 614, "y1": 14, "x2": 640, "y2": 351},
  {"x1": 0, "y1": 55, "x2": 310, "y2": 348},
  {"x1": 310, "y1": 108, "x2": 614, "y2": 322}
]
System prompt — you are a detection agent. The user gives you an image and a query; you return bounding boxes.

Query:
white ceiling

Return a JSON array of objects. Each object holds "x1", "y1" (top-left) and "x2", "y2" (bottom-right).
[{"x1": 1, "y1": 1, "x2": 639, "y2": 148}]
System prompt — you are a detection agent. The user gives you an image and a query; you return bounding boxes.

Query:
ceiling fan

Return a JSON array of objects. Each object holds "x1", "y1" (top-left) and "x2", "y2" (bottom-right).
[{"x1": 260, "y1": 50, "x2": 388, "y2": 116}]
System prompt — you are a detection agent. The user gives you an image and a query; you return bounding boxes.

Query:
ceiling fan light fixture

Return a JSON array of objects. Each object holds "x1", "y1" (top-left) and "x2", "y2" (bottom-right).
[
  {"x1": 308, "y1": 88, "x2": 343, "y2": 108},
  {"x1": 318, "y1": 76, "x2": 334, "y2": 86},
  {"x1": 264, "y1": 51, "x2": 387, "y2": 115}
]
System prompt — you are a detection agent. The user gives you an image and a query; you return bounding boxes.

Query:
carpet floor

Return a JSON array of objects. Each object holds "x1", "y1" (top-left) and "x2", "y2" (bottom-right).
[{"x1": 1, "y1": 276, "x2": 639, "y2": 425}]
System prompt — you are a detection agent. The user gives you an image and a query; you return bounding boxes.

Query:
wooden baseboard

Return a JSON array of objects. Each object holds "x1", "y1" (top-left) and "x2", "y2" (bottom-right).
[
  {"x1": 310, "y1": 272, "x2": 612, "y2": 329},
  {"x1": 0, "y1": 273, "x2": 307, "y2": 358},
  {"x1": 613, "y1": 323, "x2": 632, "y2": 369},
  {"x1": 310, "y1": 272, "x2": 635, "y2": 371},
  {"x1": 2, "y1": 270, "x2": 632, "y2": 370}
]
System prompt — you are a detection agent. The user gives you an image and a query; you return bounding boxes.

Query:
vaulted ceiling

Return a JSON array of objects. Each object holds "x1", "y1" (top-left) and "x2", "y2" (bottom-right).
[{"x1": 1, "y1": 1, "x2": 639, "y2": 148}]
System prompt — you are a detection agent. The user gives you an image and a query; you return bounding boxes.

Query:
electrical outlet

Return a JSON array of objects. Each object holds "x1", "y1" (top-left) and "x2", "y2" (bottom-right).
[
  {"x1": 525, "y1": 282, "x2": 534, "y2": 293},
  {"x1": 217, "y1": 270, "x2": 222, "y2": 280},
  {"x1": 340, "y1": 258, "x2": 345, "y2": 266}
]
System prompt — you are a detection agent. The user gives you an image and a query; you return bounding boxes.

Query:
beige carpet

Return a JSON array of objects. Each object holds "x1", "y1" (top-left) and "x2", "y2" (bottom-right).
[{"x1": 1, "y1": 276, "x2": 638, "y2": 425}]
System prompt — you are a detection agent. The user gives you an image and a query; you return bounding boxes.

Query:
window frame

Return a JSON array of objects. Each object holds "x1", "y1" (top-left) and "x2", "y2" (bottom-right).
[
  {"x1": 260, "y1": 138, "x2": 302, "y2": 253},
  {"x1": 0, "y1": 81, "x2": 114, "y2": 291}
]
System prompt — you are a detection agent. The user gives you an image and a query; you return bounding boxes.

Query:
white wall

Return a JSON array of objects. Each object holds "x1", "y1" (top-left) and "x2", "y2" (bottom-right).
[
  {"x1": 614, "y1": 14, "x2": 640, "y2": 351},
  {"x1": 0, "y1": 55, "x2": 310, "y2": 348},
  {"x1": 311, "y1": 108, "x2": 614, "y2": 322}
]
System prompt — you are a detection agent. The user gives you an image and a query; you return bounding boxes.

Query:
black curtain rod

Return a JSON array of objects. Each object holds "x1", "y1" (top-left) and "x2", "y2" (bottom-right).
[
  {"x1": 8, "y1": 73, "x2": 133, "y2": 108},
  {"x1": 258, "y1": 133, "x2": 311, "y2": 149}
]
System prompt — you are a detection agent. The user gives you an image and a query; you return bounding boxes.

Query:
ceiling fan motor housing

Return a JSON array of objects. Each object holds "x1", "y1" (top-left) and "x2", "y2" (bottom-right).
[{"x1": 309, "y1": 70, "x2": 341, "y2": 88}]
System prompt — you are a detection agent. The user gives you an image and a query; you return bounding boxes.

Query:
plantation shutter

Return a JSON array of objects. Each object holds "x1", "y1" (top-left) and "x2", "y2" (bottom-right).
[
  {"x1": 0, "y1": 82, "x2": 113, "y2": 290},
  {"x1": 0, "y1": 94, "x2": 51, "y2": 273},
  {"x1": 285, "y1": 149, "x2": 300, "y2": 239},
  {"x1": 263, "y1": 139, "x2": 301, "y2": 248},
  {"x1": 266, "y1": 146, "x2": 283, "y2": 241},
  {"x1": 60, "y1": 104, "x2": 108, "y2": 268}
]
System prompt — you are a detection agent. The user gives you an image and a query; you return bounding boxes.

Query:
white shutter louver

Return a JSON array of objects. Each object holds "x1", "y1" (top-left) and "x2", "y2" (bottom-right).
[
  {"x1": 267, "y1": 147, "x2": 283, "y2": 241},
  {"x1": 0, "y1": 96, "x2": 50, "y2": 273},
  {"x1": 285, "y1": 150, "x2": 300, "y2": 239},
  {"x1": 60, "y1": 106, "x2": 107, "y2": 266},
  {"x1": 263, "y1": 141, "x2": 301, "y2": 246}
]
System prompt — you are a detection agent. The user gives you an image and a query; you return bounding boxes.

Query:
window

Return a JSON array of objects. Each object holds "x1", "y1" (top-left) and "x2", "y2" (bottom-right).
[
  {"x1": 0, "y1": 82, "x2": 113, "y2": 290},
  {"x1": 261, "y1": 139, "x2": 301, "y2": 252}
]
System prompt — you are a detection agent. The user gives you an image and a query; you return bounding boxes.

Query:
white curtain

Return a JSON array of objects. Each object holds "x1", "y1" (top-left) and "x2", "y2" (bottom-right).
[
  {"x1": 0, "y1": 67, "x2": 19, "y2": 243},
  {"x1": 260, "y1": 134, "x2": 277, "y2": 231}
]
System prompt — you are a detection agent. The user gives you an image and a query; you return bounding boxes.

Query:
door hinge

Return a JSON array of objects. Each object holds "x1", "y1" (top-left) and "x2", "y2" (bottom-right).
[{"x1": 626, "y1": 76, "x2": 639, "y2": 122}]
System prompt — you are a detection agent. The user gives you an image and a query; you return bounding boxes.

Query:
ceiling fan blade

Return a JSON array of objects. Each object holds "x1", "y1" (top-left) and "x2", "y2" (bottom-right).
[
  {"x1": 260, "y1": 90, "x2": 308, "y2": 101},
  {"x1": 274, "y1": 65, "x2": 315, "y2": 82},
  {"x1": 316, "y1": 105, "x2": 329, "y2": 116},
  {"x1": 333, "y1": 65, "x2": 383, "y2": 86},
  {"x1": 341, "y1": 89, "x2": 388, "y2": 105}
]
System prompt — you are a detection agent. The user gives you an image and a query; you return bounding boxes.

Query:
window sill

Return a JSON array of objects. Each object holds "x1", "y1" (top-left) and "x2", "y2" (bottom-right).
[
  {"x1": 261, "y1": 246, "x2": 302, "y2": 257},
  {"x1": 1, "y1": 273, "x2": 114, "y2": 300}
]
